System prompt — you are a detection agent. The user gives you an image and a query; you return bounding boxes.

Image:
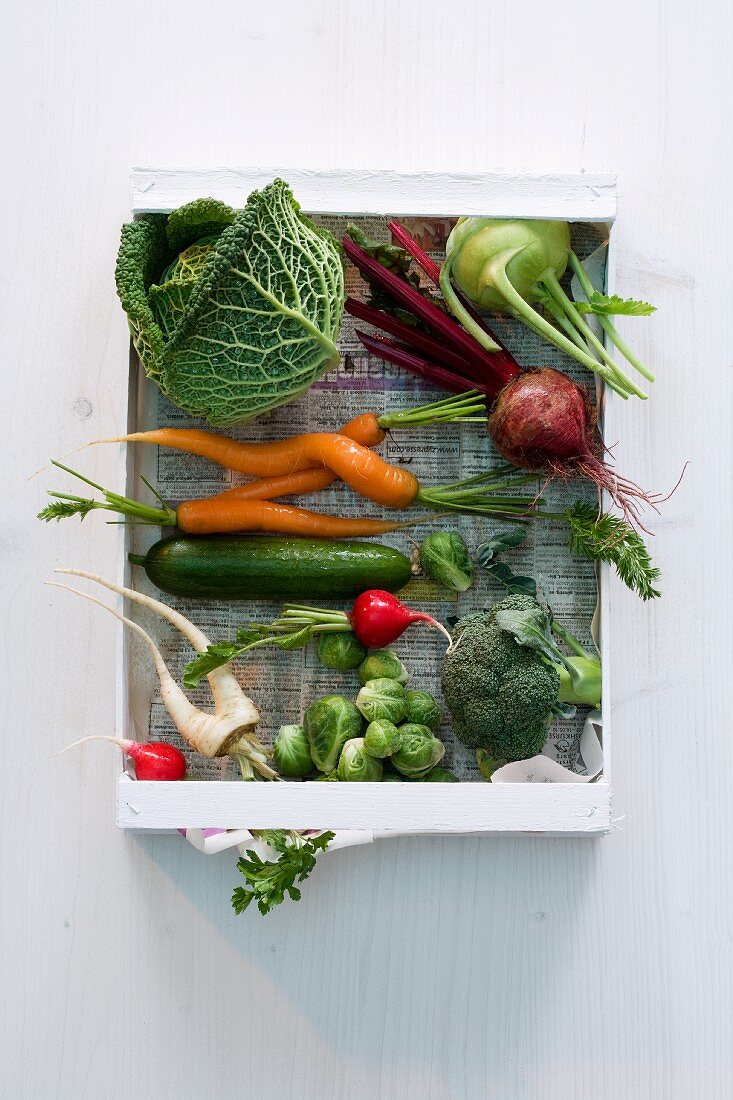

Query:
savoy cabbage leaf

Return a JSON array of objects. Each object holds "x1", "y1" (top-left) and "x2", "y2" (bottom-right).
[{"x1": 115, "y1": 180, "x2": 345, "y2": 426}]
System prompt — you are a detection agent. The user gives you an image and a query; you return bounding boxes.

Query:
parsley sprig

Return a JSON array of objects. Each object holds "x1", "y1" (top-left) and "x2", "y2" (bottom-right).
[{"x1": 232, "y1": 830, "x2": 334, "y2": 915}]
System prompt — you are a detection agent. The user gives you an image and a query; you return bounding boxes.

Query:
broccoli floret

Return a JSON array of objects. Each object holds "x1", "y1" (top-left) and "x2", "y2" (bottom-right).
[{"x1": 441, "y1": 595, "x2": 562, "y2": 761}]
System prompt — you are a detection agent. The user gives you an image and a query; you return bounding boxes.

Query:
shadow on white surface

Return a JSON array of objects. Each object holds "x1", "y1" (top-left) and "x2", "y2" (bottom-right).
[{"x1": 132, "y1": 831, "x2": 600, "y2": 1098}]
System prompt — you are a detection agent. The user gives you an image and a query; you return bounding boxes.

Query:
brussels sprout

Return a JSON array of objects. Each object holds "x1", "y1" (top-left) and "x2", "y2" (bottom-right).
[
  {"x1": 363, "y1": 719, "x2": 403, "y2": 759},
  {"x1": 420, "y1": 766, "x2": 459, "y2": 782},
  {"x1": 303, "y1": 695, "x2": 363, "y2": 773},
  {"x1": 419, "y1": 531, "x2": 475, "y2": 592},
  {"x1": 476, "y1": 749, "x2": 508, "y2": 781},
  {"x1": 358, "y1": 650, "x2": 410, "y2": 686},
  {"x1": 272, "y1": 724, "x2": 314, "y2": 778},
  {"x1": 314, "y1": 771, "x2": 339, "y2": 781},
  {"x1": 404, "y1": 690, "x2": 443, "y2": 730},
  {"x1": 355, "y1": 678, "x2": 408, "y2": 724},
  {"x1": 316, "y1": 631, "x2": 367, "y2": 671},
  {"x1": 382, "y1": 773, "x2": 403, "y2": 782},
  {"x1": 391, "y1": 724, "x2": 445, "y2": 779},
  {"x1": 337, "y1": 738, "x2": 383, "y2": 782}
]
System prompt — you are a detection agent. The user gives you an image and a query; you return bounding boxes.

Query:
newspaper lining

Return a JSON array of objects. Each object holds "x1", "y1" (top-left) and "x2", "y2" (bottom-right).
[{"x1": 126, "y1": 216, "x2": 605, "y2": 782}]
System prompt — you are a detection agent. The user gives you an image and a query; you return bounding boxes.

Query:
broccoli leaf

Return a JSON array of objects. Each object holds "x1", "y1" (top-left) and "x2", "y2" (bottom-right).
[
  {"x1": 494, "y1": 605, "x2": 570, "y2": 671},
  {"x1": 550, "y1": 700, "x2": 577, "y2": 719},
  {"x1": 575, "y1": 292, "x2": 656, "y2": 317},
  {"x1": 116, "y1": 180, "x2": 345, "y2": 426}
]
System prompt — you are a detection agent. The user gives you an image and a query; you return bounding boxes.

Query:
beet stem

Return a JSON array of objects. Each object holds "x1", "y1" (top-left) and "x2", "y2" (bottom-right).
[
  {"x1": 355, "y1": 330, "x2": 501, "y2": 399},
  {"x1": 345, "y1": 297, "x2": 483, "y2": 379},
  {"x1": 343, "y1": 236, "x2": 516, "y2": 388},
  {"x1": 387, "y1": 220, "x2": 515, "y2": 359}
]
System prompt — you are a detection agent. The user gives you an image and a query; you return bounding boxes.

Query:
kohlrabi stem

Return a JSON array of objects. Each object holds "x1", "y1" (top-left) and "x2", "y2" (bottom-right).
[
  {"x1": 542, "y1": 293, "x2": 595, "y2": 356},
  {"x1": 540, "y1": 272, "x2": 648, "y2": 399},
  {"x1": 378, "y1": 391, "x2": 486, "y2": 429},
  {"x1": 439, "y1": 256, "x2": 502, "y2": 353},
  {"x1": 568, "y1": 251, "x2": 655, "y2": 383},
  {"x1": 551, "y1": 619, "x2": 591, "y2": 660},
  {"x1": 487, "y1": 260, "x2": 631, "y2": 399}
]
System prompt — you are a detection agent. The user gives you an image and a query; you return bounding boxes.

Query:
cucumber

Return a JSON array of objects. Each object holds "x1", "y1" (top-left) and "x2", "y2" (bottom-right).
[{"x1": 129, "y1": 535, "x2": 412, "y2": 601}]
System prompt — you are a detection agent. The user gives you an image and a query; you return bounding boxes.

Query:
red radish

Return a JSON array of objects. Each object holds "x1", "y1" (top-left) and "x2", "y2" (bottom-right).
[
  {"x1": 271, "y1": 592, "x2": 457, "y2": 654},
  {"x1": 349, "y1": 590, "x2": 455, "y2": 651},
  {"x1": 488, "y1": 368, "x2": 656, "y2": 528},
  {"x1": 60, "y1": 736, "x2": 186, "y2": 780}
]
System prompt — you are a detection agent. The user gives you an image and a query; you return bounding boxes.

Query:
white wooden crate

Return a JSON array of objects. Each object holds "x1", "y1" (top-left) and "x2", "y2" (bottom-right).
[{"x1": 116, "y1": 168, "x2": 615, "y2": 836}]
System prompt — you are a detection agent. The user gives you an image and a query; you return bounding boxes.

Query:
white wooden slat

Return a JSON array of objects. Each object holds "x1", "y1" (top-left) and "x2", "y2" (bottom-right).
[
  {"x1": 116, "y1": 775, "x2": 612, "y2": 833},
  {"x1": 131, "y1": 166, "x2": 617, "y2": 220}
]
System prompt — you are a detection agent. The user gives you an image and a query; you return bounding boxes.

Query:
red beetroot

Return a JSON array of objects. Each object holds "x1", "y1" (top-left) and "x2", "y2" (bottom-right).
[
  {"x1": 60, "y1": 736, "x2": 187, "y2": 780},
  {"x1": 350, "y1": 590, "x2": 455, "y2": 651},
  {"x1": 488, "y1": 368, "x2": 655, "y2": 528}
]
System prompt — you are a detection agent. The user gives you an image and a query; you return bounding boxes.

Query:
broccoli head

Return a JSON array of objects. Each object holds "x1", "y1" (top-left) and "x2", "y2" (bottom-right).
[{"x1": 441, "y1": 594, "x2": 561, "y2": 761}]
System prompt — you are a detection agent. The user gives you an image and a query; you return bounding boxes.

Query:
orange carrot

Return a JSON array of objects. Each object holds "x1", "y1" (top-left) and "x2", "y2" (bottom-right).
[
  {"x1": 123, "y1": 433, "x2": 420, "y2": 510},
  {"x1": 111, "y1": 416, "x2": 386, "y2": 474},
  {"x1": 213, "y1": 468, "x2": 338, "y2": 502},
  {"x1": 42, "y1": 456, "x2": 543, "y2": 537},
  {"x1": 176, "y1": 497, "x2": 417, "y2": 537},
  {"x1": 111, "y1": 429, "x2": 418, "y2": 508}
]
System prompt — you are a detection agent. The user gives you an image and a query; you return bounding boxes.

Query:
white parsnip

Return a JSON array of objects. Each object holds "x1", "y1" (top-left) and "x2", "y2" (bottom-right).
[{"x1": 49, "y1": 571, "x2": 276, "y2": 780}]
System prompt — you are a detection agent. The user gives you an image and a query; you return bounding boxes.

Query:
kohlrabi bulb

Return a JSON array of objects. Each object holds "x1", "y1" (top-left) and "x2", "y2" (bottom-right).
[{"x1": 445, "y1": 218, "x2": 570, "y2": 310}]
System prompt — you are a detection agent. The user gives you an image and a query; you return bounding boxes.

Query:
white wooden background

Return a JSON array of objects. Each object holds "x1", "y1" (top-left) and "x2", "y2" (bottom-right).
[{"x1": 2, "y1": 2, "x2": 731, "y2": 1097}]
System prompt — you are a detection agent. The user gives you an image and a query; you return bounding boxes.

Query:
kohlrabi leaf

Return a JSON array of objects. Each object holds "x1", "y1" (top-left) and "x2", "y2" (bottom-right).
[
  {"x1": 575, "y1": 292, "x2": 656, "y2": 317},
  {"x1": 116, "y1": 180, "x2": 345, "y2": 427}
]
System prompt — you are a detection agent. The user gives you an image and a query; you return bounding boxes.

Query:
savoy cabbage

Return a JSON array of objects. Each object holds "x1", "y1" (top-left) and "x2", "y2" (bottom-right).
[{"x1": 115, "y1": 180, "x2": 345, "y2": 426}]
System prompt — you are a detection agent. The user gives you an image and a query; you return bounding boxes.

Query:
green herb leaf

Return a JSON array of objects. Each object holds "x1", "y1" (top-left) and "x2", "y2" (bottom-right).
[
  {"x1": 576, "y1": 292, "x2": 656, "y2": 317},
  {"x1": 184, "y1": 625, "x2": 315, "y2": 688},
  {"x1": 565, "y1": 501, "x2": 661, "y2": 600},
  {"x1": 183, "y1": 642, "x2": 246, "y2": 689},
  {"x1": 37, "y1": 498, "x2": 97, "y2": 522},
  {"x1": 476, "y1": 529, "x2": 537, "y2": 596},
  {"x1": 231, "y1": 830, "x2": 335, "y2": 916}
]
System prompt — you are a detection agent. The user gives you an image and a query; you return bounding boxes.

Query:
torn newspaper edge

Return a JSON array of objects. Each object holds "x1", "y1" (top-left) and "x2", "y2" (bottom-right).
[
  {"x1": 177, "y1": 711, "x2": 603, "y2": 855},
  {"x1": 491, "y1": 709, "x2": 603, "y2": 783}
]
